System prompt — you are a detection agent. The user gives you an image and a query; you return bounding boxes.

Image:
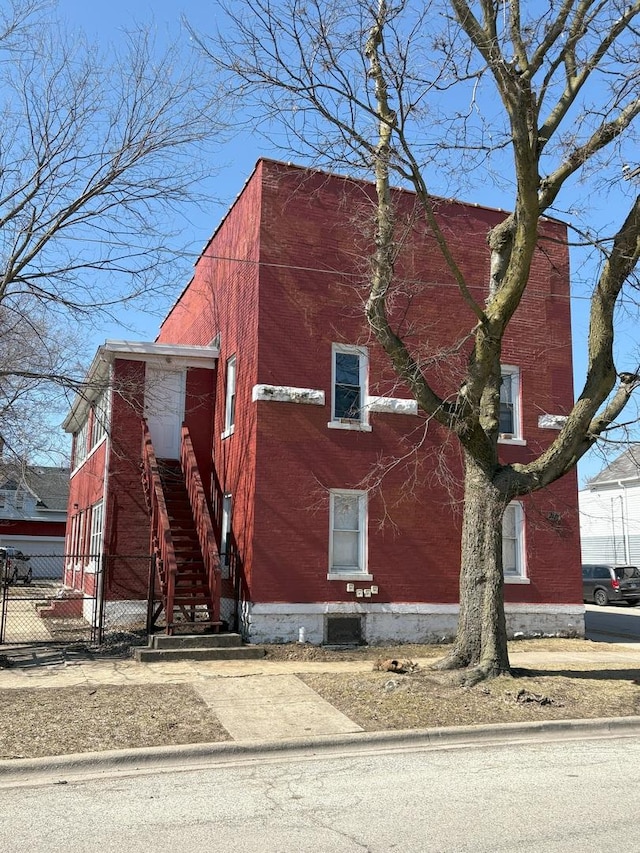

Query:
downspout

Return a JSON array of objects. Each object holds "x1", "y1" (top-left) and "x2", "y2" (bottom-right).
[
  {"x1": 620, "y1": 481, "x2": 631, "y2": 564},
  {"x1": 95, "y1": 362, "x2": 113, "y2": 643}
]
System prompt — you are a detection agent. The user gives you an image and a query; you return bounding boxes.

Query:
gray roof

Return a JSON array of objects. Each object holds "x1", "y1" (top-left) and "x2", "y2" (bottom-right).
[
  {"x1": 0, "y1": 464, "x2": 70, "y2": 510},
  {"x1": 588, "y1": 447, "x2": 640, "y2": 486}
]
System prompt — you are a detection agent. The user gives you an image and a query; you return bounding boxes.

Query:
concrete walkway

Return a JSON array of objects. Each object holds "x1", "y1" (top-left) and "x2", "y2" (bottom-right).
[
  {"x1": 194, "y1": 674, "x2": 362, "y2": 740},
  {"x1": 1, "y1": 601, "x2": 53, "y2": 643}
]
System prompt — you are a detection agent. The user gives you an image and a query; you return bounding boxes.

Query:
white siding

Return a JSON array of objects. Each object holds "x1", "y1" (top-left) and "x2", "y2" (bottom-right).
[{"x1": 579, "y1": 483, "x2": 640, "y2": 565}]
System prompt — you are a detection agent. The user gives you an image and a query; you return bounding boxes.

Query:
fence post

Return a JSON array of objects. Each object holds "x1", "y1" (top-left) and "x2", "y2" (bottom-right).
[
  {"x1": 91, "y1": 554, "x2": 107, "y2": 646},
  {"x1": 0, "y1": 570, "x2": 8, "y2": 644},
  {"x1": 146, "y1": 553, "x2": 157, "y2": 637}
]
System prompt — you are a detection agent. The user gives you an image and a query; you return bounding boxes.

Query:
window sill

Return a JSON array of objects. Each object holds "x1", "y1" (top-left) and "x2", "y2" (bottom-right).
[
  {"x1": 327, "y1": 421, "x2": 372, "y2": 432},
  {"x1": 504, "y1": 575, "x2": 530, "y2": 584},
  {"x1": 498, "y1": 437, "x2": 527, "y2": 446},
  {"x1": 327, "y1": 572, "x2": 373, "y2": 581},
  {"x1": 221, "y1": 426, "x2": 235, "y2": 440}
]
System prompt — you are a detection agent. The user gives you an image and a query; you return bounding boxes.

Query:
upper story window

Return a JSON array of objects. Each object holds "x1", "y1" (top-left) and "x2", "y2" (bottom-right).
[
  {"x1": 503, "y1": 501, "x2": 527, "y2": 581},
  {"x1": 73, "y1": 389, "x2": 110, "y2": 470},
  {"x1": 329, "y1": 344, "x2": 371, "y2": 432},
  {"x1": 499, "y1": 366, "x2": 522, "y2": 441},
  {"x1": 90, "y1": 388, "x2": 110, "y2": 449},
  {"x1": 222, "y1": 355, "x2": 237, "y2": 438},
  {"x1": 73, "y1": 418, "x2": 89, "y2": 468}
]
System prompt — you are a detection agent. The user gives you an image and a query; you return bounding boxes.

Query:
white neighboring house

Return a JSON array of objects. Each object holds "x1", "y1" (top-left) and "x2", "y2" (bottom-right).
[
  {"x1": 579, "y1": 447, "x2": 640, "y2": 566},
  {"x1": 0, "y1": 463, "x2": 70, "y2": 579}
]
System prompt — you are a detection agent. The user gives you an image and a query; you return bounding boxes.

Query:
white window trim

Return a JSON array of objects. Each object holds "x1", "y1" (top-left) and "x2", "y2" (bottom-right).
[
  {"x1": 328, "y1": 344, "x2": 372, "y2": 432},
  {"x1": 498, "y1": 365, "x2": 525, "y2": 445},
  {"x1": 503, "y1": 501, "x2": 529, "y2": 584},
  {"x1": 222, "y1": 354, "x2": 237, "y2": 439},
  {"x1": 328, "y1": 489, "x2": 371, "y2": 579}
]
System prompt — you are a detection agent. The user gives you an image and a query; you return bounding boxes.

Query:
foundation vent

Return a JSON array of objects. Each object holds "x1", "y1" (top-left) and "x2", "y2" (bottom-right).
[{"x1": 325, "y1": 615, "x2": 363, "y2": 645}]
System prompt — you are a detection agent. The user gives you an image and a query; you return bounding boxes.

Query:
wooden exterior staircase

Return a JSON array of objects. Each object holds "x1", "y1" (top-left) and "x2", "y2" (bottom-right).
[
  {"x1": 158, "y1": 459, "x2": 218, "y2": 628},
  {"x1": 142, "y1": 422, "x2": 222, "y2": 635}
]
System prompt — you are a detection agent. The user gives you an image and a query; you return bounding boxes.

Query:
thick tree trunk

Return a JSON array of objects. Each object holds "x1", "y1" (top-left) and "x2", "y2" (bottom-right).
[{"x1": 433, "y1": 453, "x2": 511, "y2": 684}]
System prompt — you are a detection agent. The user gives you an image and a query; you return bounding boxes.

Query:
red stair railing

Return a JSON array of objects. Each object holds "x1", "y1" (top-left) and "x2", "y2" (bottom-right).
[
  {"x1": 142, "y1": 420, "x2": 179, "y2": 633},
  {"x1": 180, "y1": 425, "x2": 221, "y2": 627}
]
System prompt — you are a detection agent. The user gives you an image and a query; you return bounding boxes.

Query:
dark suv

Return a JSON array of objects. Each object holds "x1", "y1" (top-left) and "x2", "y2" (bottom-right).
[{"x1": 582, "y1": 564, "x2": 640, "y2": 606}]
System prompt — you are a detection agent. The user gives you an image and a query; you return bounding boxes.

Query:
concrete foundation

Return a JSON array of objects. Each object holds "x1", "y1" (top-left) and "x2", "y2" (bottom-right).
[{"x1": 245, "y1": 602, "x2": 585, "y2": 645}]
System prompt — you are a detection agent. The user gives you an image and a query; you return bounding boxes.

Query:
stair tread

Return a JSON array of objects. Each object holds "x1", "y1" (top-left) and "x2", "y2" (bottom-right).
[{"x1": 135, "y1": 646, "x2": 266, "y2": 663}]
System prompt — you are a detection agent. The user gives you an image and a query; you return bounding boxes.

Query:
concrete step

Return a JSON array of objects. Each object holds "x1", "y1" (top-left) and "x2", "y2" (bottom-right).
[
  {"x1": 151, "y1": 632, "x2": 244, "y2": 649},
  {"x1": 133, "y1": 644, "x2": 266, "y2": 663}
]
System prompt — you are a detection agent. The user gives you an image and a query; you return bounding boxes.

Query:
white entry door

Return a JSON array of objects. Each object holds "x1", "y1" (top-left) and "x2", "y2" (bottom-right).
[{"x1": 144, "y1": 366, "x2": 186, "y2": 459}]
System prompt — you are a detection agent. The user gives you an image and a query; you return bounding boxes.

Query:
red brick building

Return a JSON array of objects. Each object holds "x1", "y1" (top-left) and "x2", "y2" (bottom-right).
[{"x1": 63, "y1": 159, "x2": 584, "y2": 641}]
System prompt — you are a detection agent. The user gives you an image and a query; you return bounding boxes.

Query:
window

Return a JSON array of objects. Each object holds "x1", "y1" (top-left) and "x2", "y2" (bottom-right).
[
  {"x1": 329, "y1": 344, "x2": 370, "y2": 430},
  {"x1": 74, "y1": 418, "x2": 89, "y2": 468},
  {"x1": 499, "y1": 366, "x2": 521, "y2": 440},
  {"x1": 89, "y1": 501, "x2": 104, "y2": 558},
  {"x1": 90, "y1": 388, "x2": 110, "y2": 449},
  {"x1": 503, "y1": 502, "x2": 526, "y2": 580},
  {"x1": 223, "y1": 355, "x2": 237, "y2": 437},
  {"x1": 220, "y1": 493, "x2": 232, "y2": 575},
  {"x1": 329, "y1": 490, "x2": 369, "y2": 577}
]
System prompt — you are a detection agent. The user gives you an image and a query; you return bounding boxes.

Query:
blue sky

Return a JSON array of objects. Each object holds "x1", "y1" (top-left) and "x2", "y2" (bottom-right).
[{"x1": 55, "y1": 0, "x2": 639, "y2": 485}]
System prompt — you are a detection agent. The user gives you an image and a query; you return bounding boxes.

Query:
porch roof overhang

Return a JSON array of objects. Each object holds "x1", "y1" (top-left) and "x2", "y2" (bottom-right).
[{"x1": 62, "y1": 340, "x2": 219, "y2": 434}]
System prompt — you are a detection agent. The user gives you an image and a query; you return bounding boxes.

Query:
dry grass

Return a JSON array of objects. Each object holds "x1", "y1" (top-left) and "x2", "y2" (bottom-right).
[
  {"x1": 0, "y1": 683, "x2": 230, "y2": 759},
  {"x1": 298, "y1": 664, "x2": 640, "y2": 730},
  {"x1": 262, "y1": 636, "x2": 593, "y2": 662},
  {"x1": 267, "y1": 637, "x2": 640, "y2": 731}
]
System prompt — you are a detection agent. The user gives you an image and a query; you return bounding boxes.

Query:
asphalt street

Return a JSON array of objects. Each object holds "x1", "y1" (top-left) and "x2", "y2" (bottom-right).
[
  {"x1": 584, "y1": 601, "x2": 640, "y2": 642},
  {"x1": 1, "y1": 736, "x2": 639, "y2": 852}
]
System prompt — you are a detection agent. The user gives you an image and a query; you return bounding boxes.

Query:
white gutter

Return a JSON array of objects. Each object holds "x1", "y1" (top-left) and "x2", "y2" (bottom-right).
[{"x1": 63, "y1": 340, "x2": 220, "y2": 434}]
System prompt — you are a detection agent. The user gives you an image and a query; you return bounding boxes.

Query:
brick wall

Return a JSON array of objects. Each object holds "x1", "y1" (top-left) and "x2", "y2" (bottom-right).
[
  {"x1": 250, "y1": 161, "x2": 581, "y2": 606},
  {"x1": 150, "y1": 159, "x2": 582, "y2": 610}
]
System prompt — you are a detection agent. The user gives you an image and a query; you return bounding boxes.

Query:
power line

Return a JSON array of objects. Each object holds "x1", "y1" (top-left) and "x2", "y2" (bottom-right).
[{"x1": 189, "y1": 250, "x2": 609, "y2": 304}]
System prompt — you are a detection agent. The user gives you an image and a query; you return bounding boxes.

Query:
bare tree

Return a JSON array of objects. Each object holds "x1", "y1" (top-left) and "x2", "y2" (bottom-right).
[
  {"x1": 197, "y1": 0, "x2": 640, "y2": 681},
  {"x1": 0, "y1": 1, "x2": 225, "y2": 460},
  {"x1": 0, "y1": 304, "x2": 83, "y2": 463}
]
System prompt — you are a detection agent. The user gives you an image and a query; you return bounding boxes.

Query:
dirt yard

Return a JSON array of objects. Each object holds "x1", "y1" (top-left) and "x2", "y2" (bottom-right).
[{"x1": 0, "y1": 639, "x2": 638, "y2": 759}]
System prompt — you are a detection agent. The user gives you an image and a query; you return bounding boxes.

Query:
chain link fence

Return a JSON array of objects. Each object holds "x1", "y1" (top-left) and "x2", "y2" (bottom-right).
[
  {"x1": 1, "y1": 551, "x2": 244, "y2": 653},
  {"x1": 0, "y1": 553, "x2": 151, "y2": 650}
]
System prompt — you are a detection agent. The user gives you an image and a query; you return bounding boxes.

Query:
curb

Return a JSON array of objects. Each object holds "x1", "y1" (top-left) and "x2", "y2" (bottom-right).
[{"x1": 2, "y1": 715, "x2": 640, "y2": 787}]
